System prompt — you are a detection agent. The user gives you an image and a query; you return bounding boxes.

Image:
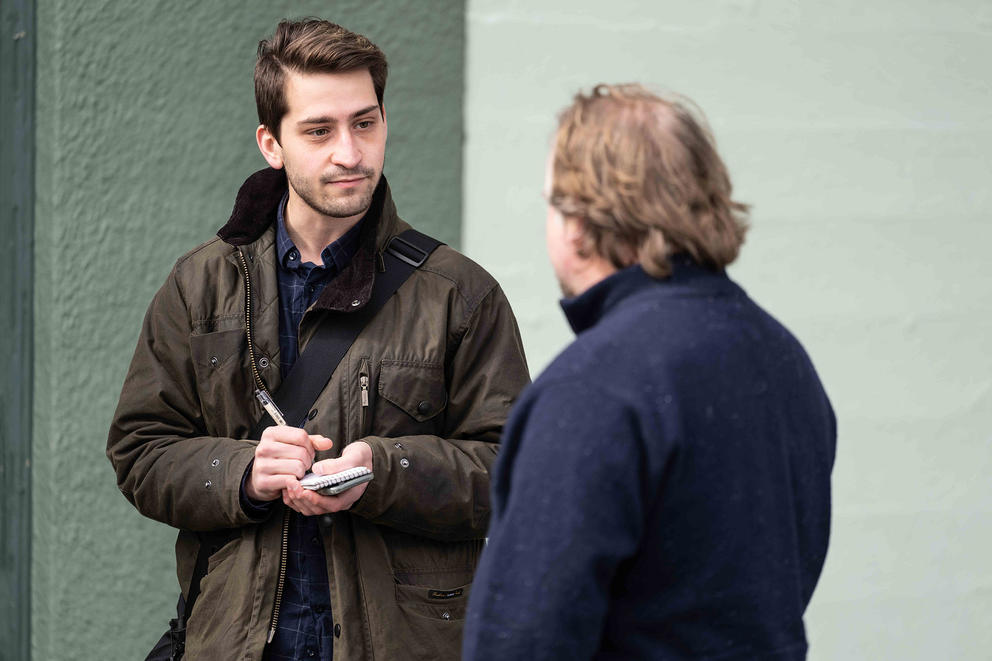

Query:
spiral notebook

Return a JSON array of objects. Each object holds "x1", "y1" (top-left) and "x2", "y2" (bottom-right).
[{"x1": 300, "y1": 467, "x2": 374, "y2": 495}]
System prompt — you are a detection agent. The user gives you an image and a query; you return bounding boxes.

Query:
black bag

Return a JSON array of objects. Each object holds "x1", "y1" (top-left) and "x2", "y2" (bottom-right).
[{"x1": 144, "y1": 230, "x2": 441, "y2": 660}]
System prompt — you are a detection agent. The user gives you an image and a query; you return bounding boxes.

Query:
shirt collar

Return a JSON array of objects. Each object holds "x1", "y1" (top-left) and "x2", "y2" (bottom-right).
[{"x1": 275, "y1": 191, "x2": 368, "y2": 272}]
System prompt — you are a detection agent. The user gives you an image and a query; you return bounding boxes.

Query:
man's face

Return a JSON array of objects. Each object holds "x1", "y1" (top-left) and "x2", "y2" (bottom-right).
[{"x1": 266, "y1": 68, "x2": 387, "y2": 223}]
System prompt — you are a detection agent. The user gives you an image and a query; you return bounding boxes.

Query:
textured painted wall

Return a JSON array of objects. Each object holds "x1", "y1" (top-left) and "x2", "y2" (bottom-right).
[
  {"x1": 464, "y1": 1, "x2": 992, "y2": 658},
  {"x1": 32, "y1": 1, "x2": 463, "y2": 659}
]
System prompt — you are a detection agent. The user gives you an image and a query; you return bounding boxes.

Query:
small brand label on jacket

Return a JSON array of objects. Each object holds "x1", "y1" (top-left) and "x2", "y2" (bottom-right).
[{"x1": 427, "y1": 588, "x2": 463, "y2": 600}]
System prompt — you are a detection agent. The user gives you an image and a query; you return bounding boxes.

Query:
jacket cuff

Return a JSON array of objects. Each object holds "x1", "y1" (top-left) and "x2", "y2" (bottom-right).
[
  {"x1": 348, "y1": 437, "x2": 388, "y2": 520},
  {"x1": 238, "y1": 458, "x2": 276, "y2": 520}
]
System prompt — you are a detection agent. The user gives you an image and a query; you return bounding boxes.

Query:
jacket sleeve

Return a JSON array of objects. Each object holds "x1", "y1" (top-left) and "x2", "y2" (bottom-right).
[
  {"x1": 106, "y1": 265, "x2": 262, "y2": 532},
  {"x1": 462, "y1": 383, "x2": 648, "y2": 660},
  {"x1": 349, "y1": 285, "x2": 530, "y2": 540}
]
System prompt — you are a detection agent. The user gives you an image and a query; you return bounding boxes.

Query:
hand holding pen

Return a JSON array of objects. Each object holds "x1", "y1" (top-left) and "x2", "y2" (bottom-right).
[{"x1": 245, "y1": 390, "x2": 334, "y2": 502}]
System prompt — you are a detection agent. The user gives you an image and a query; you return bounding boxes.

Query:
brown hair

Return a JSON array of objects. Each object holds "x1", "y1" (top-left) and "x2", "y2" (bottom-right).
[
  {"x1": 550, "y1": 83, "x2": 749, "y2": 278},
  {"x1": 255, "y1": 18, "x2": 388, "y2": 141}
]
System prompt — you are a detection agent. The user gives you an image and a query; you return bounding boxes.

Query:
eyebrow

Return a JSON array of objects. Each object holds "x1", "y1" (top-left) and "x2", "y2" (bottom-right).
[{"x1": 297, "y1": 105, "x2": 381, "y2": 126}]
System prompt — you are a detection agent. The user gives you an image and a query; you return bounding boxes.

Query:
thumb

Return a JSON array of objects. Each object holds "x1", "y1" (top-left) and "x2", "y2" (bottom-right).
[
  {"x1": 311, "y1": 457, "x2": 345, "y2": 476},
  {"x1": 309, "y1": 434, "x2": 334, "y2": 451}
]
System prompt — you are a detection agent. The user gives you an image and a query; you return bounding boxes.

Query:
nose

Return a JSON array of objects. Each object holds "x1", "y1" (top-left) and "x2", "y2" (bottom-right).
[{"x1": 331, "y1": 129, "x2": 361, "y2": 169}]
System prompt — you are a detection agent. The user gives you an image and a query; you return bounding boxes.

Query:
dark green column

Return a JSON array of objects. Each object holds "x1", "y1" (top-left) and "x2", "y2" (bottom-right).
[{"x1": 0, "y1": 0, "x2": 34, "y2": 659}]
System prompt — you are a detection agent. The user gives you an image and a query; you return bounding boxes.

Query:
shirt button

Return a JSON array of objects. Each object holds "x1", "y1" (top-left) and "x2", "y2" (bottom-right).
[
  {"x1": 417, "y1": 401, "x2": 431, "y2": 415},
  {"x1": 306, "y1": 648, "x2": 316, "y2": 657},
  {"x1": 351, "y1": 299, "x2": 361, "y2": 307},
  {"x1": 320, "y1": 514, "x2": 334, "y2": 528},
  {"x1": 334, "y1": 623, "x2": 341, "y2": 638},
  {"x1": 311, "y1": 536, "x2": 320, "y2": 547},
  {"x1": 289, "y1": 251, "x2": 298, "y2": 261}
]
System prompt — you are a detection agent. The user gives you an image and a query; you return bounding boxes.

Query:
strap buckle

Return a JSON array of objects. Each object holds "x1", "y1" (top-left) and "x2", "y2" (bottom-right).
[{"x1": 386, "y1": 235, "x2": 430, "y2": 268}]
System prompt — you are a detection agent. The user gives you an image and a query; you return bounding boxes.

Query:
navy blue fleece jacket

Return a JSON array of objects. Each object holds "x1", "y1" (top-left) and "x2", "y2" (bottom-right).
[{"x1": 463, "y1": 258, "x2": 836, "y2": 661}]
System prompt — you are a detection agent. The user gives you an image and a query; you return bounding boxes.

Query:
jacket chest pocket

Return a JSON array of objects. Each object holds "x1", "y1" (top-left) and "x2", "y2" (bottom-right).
[
  {"x1": 372, "y1": 360, "x2": 447, "y2": 436},
  {"x1": 190, "y1": 327, "x2": 252, "y2": 437}
]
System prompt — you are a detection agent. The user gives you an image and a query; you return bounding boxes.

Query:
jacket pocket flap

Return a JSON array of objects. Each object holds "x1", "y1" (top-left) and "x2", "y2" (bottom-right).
[
  {"x1": 190, "y1": 328, "x2": 246, "y2": 368},
  {"x1": 378, "y1": 361, "x2": 447, "y2": 422}
]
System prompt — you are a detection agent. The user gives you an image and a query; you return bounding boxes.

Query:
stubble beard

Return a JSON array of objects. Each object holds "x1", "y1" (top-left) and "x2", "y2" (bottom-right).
[{"x1": 289, "y1": 167, "x2": 380, "y2": 220}]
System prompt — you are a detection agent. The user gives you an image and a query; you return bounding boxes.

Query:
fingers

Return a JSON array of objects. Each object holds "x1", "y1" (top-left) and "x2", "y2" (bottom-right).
[
  {"x1": 249, "y1": 428, "x2": 334, "y2": 501},
  {"x1": 281, "y1": 479, "x2": 370, "y2": 516},
  {"x1": 309, "y1": 434, "x2": 334, "y2": 451}
]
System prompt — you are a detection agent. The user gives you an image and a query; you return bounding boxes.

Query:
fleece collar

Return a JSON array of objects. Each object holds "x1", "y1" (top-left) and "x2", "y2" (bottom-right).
[{"x1": 560, "y1": 255, "x2": 737, "y2": 335}]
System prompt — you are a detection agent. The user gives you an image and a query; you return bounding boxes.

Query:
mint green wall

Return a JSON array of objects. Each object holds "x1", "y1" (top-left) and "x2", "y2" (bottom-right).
[
  {"x1": 32, "y1": 2, "x2": 463, "y2": 659},
  {"x1": 464, "y1": 1, "x2": 992, "y2": 658}
]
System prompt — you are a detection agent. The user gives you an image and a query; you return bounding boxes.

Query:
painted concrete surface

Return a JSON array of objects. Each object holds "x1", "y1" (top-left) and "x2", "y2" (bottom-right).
[
  {"x1": 32, "y1": 1, "x2": 463, "y2": 659},
  {"x1": 464, "y1": 1, "x2": 992, "y2": 658}
]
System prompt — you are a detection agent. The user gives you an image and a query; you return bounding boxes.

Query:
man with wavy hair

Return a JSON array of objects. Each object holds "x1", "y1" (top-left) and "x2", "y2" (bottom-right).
[{"x1": 463, "y1": 84, "x2": 836, "y2": 660}]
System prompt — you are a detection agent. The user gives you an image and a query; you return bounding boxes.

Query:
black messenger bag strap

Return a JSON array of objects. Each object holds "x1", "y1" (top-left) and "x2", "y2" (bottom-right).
[
  {"x1": 256, "y1": 228, "x2": 443, "y2": 433},
  {"x1": 147, "y1": 229, "x2": 442, "y2": 661}
]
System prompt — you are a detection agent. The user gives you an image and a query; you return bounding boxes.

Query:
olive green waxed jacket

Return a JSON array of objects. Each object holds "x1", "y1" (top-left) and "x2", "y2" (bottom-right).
[{"x1": 107, "y1": 168, "x2": 530, "y2": 660}]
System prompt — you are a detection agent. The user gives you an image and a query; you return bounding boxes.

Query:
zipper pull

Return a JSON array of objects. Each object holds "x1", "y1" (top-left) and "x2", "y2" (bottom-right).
[
  {"x1": 360, "y1": 374, "x2": 369, "y2": 408},
  {"x1": 268, "y1": 626, "x2": 276, "y2": 643}
]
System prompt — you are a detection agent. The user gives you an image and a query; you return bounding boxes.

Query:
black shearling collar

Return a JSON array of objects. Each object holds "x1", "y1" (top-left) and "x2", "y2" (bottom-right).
[{"x1": 217, "y1": 167, "x2": 405, "y2": 313}]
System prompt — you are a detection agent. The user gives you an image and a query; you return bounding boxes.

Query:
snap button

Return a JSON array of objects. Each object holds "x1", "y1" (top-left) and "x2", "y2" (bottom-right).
[
  {"x1": 400, "y1": 458, "x2": 410, "y2": 469},
  {"x1": 307, "y1": 408, "x2": 318, "y2": 420},
  {"x1": 204, "y1": 480, "x2": 212, "y2": 489},
  {"x1": 258, "y1": 356, "x2": 269, "y2": 369},
  {"x1": 417, "y1": 400, "x2": 431, "y2": 415},
  {"x1": 209, "y1": 356, "x2": 218, "y2": 367},
  {"x1": 441, "y1": 611, "x2": 451, "y2": 620},
  {"x1": 393, "y1": 442, "x2": 404, "y2": 450},
  {"x1": 351, "y1": 299, "x2": 361, "y2": 307},
  {"x1": 210, "y1": 458, "x2": 220, "y2": 467},
  {"x1": 334, "y1": 623, "x2": 341, "y2": 638}
]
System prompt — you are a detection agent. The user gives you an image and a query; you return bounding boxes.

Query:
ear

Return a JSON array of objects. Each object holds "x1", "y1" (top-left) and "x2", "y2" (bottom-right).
[
  {"x1": 562, "y1": 215, "x2": 586, "y2": 248},
  {"x1": 563, "y1": 215, "x2": 595, "y2": 260},
  {"x1": 256, "y1": 124, "x2": 284, "y2": 170}
]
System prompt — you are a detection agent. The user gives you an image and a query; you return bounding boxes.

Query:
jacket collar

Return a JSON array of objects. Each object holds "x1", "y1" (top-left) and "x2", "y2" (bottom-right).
[
  {"x1": 217, "y1": 167, "x2": 408, "y2": 312},
  {"x1": 560, "y1": 255, "x2": 737, "y2": 334}
]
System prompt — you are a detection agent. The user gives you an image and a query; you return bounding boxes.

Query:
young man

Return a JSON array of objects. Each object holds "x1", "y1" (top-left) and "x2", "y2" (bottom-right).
[
  {"x1": 463, "y1": 85, "x2": 836, "y2": 660},
  {"x1": 107, "y1": 19, "x2": 528, "y2": 661}
]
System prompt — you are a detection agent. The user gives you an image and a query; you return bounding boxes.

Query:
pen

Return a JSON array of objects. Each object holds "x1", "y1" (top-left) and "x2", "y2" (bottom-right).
[{"x1": 255, "y1": 389, "x2": 287, "y2": 426}]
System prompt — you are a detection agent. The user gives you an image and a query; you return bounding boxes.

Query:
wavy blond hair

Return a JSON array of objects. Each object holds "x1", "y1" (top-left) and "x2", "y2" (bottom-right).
[{"x1": 550, "y1": 84, "x2": 749, "y2": 278}]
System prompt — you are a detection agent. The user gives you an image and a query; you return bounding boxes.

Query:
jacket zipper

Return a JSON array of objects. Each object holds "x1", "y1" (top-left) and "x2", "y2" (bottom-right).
[
  {"x1": 359, "y1": 358, "x2": 370, "y2": 438},
  {"x1": 236, "y1": 248, "x2": 290, "y2": 644},
  {"x1": 237, "y1": 249, "x2": 267, "y2": 394},
  {"x1": 268, "y1": 508, "x2": 290, "y2": 642}
]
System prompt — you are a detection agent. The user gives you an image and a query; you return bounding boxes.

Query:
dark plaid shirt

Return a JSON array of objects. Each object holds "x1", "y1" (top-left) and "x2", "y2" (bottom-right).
[{"x1": 263, "y1": 193, "x2": 364, "y2": 661}]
